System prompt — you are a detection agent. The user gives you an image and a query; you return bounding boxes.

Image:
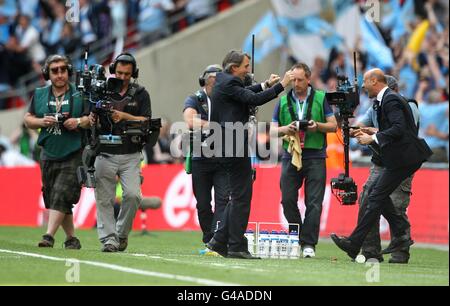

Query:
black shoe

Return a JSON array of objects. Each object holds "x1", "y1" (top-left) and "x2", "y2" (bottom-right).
[
  {"x1": 388, "y1": 255, "x2": 410, "y2": 264},
  {"x1": 206, "y1": 238, "x2": 228, "y2": 258},
  {"x1": 101, "y1": 244, "x2": 118, "y2": 252},
  {"x1": 119, "y1": 238, "x2": 128, "y2": 252},
  {"x1": 382, "y1": 237, "x2": 414, "y2": 254},
  {"x1": 64, "y1": 237, "x2": 81, "y2": 250},
  {"x1": 330, "y1": 233, "x2": 359, "y2": 260},
  {"x1": 227, "y1": 251, "x2": 261, "y2": 259},
  {"x1": 38, "y1": 234, "x2": 54, "y2": 248}
]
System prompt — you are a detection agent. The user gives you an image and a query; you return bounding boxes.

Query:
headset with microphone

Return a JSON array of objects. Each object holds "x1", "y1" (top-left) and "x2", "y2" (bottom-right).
[
  {"x1": 42, "y1": 54, "x2": 74, "y2": 81},
  {"x1": 198, "y1": 65, "x2": 222, "y2": 87},
  {"x1": 109, "y1": 52, "x2": 139, "y2": 79}
]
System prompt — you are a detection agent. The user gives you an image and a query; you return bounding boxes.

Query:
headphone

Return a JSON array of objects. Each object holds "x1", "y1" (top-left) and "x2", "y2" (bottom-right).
[
  {"x1": 199, "y1": 65, "x2": 222, "y2": 87},
  {"x1": 109, "y1": 52, "x2": 139, "y2": 78},
  {"x1": 42, "y1": 54, "x2": 73, "y2": 81}
]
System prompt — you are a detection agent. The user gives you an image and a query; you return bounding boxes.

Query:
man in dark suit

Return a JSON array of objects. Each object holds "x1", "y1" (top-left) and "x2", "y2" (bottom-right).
[
  {"x1": 206, "y1": 50, "x2": 294, "y2": 259},
  {"x1": 331, "y1": 68, "x2": 432, "y2": 260}
]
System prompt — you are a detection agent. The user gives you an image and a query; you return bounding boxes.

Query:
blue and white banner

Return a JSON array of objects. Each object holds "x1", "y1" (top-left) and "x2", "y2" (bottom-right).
[
  {"x1": 360, "y1": 17, "x2": 394, "y2": 70},
  {"x1": 242, "y1": 11, "x2": 285, "y2": 64},
  {"x1": 244, "y1": 0, "x2": 361, "y2": 66}
]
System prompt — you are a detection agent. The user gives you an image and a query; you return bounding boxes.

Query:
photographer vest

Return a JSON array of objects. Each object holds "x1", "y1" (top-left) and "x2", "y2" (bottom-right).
[
  {"x1": 278, "y1": 88, "x2": 326, "y2": 151},
  {"x1": 33, "y1": 83, "x2": 84, "y2": 159}
]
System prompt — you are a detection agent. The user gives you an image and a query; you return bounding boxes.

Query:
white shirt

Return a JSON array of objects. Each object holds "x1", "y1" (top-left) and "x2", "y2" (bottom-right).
[
  {"x1": 372, "y1": 86, "x2": 389, "y2": 144},
  {"x1": 376, "y1": 86, "x2": 389, "y2": 106}
]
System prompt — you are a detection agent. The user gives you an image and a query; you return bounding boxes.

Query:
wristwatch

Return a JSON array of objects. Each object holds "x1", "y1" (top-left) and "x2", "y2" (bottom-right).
[{"x1": 77, "y1": 118, "x2": 81, "y2": 127}]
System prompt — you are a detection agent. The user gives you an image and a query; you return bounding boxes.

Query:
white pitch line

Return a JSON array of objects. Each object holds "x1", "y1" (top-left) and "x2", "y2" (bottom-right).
[
  {"x1": 0, "y1": 249, "x2": 240, "y2": 286},
  {"x1": 128, "y1": 253, "x2": 270, "y2": 273}
]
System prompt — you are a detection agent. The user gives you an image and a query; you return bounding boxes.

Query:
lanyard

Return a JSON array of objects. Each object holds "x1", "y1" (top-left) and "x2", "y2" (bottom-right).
[
  {"x1": 47, "y1": 86, "x2": 74, "y2": 115},
  {"x1": 296, "y1": 100, "x2": 307, "y2": 120}
]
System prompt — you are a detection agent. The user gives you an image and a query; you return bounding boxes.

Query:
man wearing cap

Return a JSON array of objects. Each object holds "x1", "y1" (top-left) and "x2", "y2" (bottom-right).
[
  {"x1": 350, "y1": 75, "x2": 420, "y2": 264},
  {"x1": 183, "y1": 64, "x2": 226, "y2": 252}
]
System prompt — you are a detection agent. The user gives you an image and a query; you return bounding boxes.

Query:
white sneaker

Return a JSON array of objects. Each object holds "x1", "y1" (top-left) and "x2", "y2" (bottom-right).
[{"x1": 302, "y1": 246, "x2": 315, "y2": 258}]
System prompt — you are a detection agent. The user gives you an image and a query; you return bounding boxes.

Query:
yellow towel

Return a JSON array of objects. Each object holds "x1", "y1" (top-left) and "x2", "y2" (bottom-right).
[{"x1": 283, "y1": 134, "x2": 302, "y2": 171}]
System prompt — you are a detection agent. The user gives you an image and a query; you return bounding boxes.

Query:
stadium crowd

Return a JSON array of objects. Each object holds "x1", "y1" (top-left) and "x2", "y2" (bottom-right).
[{"x1": 0, "y1": 0, "x2": 245, "y2": 109}]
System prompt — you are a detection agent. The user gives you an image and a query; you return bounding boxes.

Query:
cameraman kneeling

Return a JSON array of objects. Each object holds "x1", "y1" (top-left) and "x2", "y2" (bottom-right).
[{"x1": 93, "y1": 53, "x2": 151, "y2": 252}]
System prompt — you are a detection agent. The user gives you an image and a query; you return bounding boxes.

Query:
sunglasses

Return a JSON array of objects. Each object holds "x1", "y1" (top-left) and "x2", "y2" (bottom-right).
[{"x1": 50, "y1": 66, "x2": 68, "y2": 74}]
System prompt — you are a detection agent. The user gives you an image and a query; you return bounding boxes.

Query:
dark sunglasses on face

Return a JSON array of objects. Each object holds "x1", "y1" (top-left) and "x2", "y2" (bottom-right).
[{"x1": 50, "y1": 66, "x2": 68, "y2": 74}]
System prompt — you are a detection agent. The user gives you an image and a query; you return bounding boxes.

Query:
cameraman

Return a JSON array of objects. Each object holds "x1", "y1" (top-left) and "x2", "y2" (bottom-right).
[
  {"x1": 24, "y1": 54, "x2": 90, "y2": 249},
  {"x1": 183, "y1": 64, "x2": 227, "y2": 251},
  {"x1": 92, "y1": 53, "x2": 151, "y2": 252},
  {"x1": 271, "y1": 63, "x2": 337, "y2": 258},
  {"x1": 351, "y1": 75, "x2": 419, "y2": 264}
]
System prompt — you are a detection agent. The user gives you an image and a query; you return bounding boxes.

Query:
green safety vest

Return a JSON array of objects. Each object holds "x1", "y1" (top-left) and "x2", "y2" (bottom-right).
[
  {"x1": 278, "y1": 88, "x2": 326, "y2": 151},
  {"x1": 33, "y1": 83, "x2": 84, "y2": 159}
]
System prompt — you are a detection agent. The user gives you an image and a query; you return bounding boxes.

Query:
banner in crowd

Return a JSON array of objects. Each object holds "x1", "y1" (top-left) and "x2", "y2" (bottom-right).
[
  {"x1": 242, "y1": 0, "x2": 402, "y2": 72},
  {"x1": 243, "y1": 0, "x2": 363, "y2": 67},
  {"x1": 0, "y1": 165, "x2": 448, "y2": 245}
]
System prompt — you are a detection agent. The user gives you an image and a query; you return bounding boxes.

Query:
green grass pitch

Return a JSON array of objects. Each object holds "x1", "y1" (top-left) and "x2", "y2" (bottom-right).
[{"x1": 0, "y1": 227, "x2": 448, "y2": 286}]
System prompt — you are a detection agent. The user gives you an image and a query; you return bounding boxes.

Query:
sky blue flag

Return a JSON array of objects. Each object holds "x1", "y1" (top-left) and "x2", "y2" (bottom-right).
[
  {"x1": 242, "y1": 11, "x2": 284, "y2": 64},
  {"x1": 382, "y1": 0, "x2": 414, "y2": 42},
  {"x1": 302, "y1": 15, "x2": 344, "y2": 49},
  {"x1": 360, "y1": 17, "x2": 394, "y2": 70},
  {"x1": 276, "y1": 15, "x2": 344, "y2": 48}
]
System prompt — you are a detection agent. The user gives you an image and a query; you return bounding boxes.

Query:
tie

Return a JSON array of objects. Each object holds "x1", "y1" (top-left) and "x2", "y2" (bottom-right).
[
  {"x1": 373, "y1": 99, "x2": 381, "y2": 125},
  {"x1": 372, "y1": 99, "x2": 380, "y2": 111}
]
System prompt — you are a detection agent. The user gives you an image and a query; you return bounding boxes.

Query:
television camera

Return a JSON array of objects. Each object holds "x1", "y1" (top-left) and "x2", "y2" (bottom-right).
[
  {"x1": 75, "y1": 49, "x2": 161, "y2": 188},
  {"x1": 325, "y1": 53, "x2": 360, "y2": 205}
]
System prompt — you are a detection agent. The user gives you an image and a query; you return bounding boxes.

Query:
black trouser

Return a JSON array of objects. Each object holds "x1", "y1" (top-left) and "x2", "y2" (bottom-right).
[
  {"x1": 191, "y1": 158, "x2": 228, "y2": 244},
  {"x1": 280, "y1": 158, "x2": 326, "y2": 247},
  {"x1": 350, "y1": 162, "x2": 422, "y2": 248},
  {"x1": 212, "y1": 157, "x2": 253, "y2": 252},
  {"x1": 358, "y1": 165, "x2": 413, "y2": 259}
]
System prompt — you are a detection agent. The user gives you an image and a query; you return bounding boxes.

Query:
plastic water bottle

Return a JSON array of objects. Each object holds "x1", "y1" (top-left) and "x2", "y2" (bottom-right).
[
  {"x1": 258, "y1": 230, "x2": 269, "y2": 258},
  {"x1": 289, "y1": 231, "x2": 300, "y2": 259},
  {"x1": 244, "y1": 230, "x2": 255, "y2": 255},
  {"x1": 270, "y1": 230, "x2": 280, "y2": 258},
  {"x1": 279, "y1": 231, "x2": 289, "y2": 259}
]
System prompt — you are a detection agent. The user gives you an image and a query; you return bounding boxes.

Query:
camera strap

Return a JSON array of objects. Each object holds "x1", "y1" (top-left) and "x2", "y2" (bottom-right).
[
  {"x1": 305, "y1": 87, "x2": 315, "y2": 121},
  {"x1": 287, "y1": 92, "x2": 299, "y2": 121}
]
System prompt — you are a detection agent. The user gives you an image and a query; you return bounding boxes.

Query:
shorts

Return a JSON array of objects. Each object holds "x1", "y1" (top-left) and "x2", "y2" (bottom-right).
[{"x1": 40, "y1": 151, "x2": 82, "y2": 214}]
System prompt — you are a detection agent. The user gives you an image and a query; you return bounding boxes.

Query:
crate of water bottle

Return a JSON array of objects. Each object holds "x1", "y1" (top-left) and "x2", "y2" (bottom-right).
[
  {"x1": 243, "y1": 222, "x2": 258, "y2": 256},
  {"x1": 245, "y1": 222, "x2": 300, "y2": 259}
]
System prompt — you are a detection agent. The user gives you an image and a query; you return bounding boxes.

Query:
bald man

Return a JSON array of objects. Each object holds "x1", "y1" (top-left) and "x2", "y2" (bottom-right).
[{"x1": 331, "y1": 69, "x2": 432, "y2": 260}]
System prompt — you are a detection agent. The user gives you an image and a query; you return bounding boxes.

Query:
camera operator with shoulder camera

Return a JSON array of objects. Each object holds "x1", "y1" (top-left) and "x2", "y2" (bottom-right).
[
  {"x1": 24, "y1": 54, "x2": 91, "y2": 250},
  {"x1": 92, "y1": 52, "x2": 152, "y2": 252},
  {"x1": 350, "y1": 75, "x2": 420, "y2": 264},
  {"x1": 271, "y1": 63, "x2": 337, "y2": 258}
]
